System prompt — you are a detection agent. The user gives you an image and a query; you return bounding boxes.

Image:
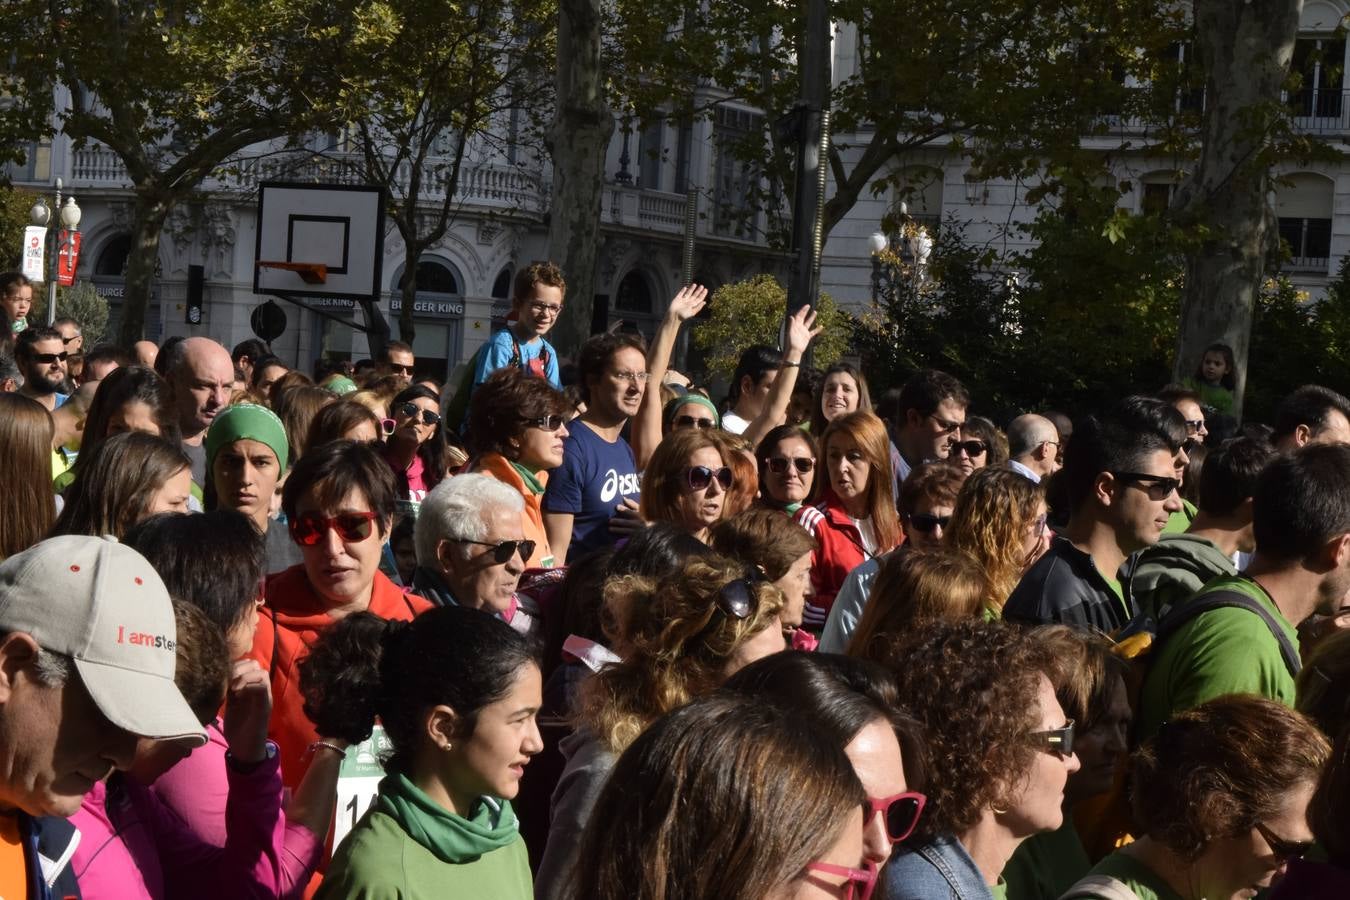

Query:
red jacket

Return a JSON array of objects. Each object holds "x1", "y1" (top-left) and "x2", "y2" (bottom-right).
[
  {"x1": 250, "y1": 565, "x2": 432, "y2": 793},
  {"x1": 794, "y1": 497, "x2": 890, "y2": 628}
]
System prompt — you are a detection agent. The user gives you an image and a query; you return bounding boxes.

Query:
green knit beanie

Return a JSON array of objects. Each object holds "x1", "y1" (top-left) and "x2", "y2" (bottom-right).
[{"x1": 205, "y1": 403, "x2": 290, "y2": 474}]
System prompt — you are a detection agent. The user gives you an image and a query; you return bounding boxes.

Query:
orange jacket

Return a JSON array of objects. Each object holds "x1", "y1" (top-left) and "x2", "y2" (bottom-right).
[
  {"x1": 467, "y1": 453, "x2": 556, "y2": 569},
  {"x1": 249, "y1": 565, "x2": 432, "y2": 792}
]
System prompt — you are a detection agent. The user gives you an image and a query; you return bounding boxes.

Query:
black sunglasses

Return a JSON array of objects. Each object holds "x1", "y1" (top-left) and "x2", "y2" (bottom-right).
[
  {"x1": 33, "y1": 351, "x2": 70, "y2": 364},
  {"x1": 1029, "y1": 720, "x2": 1075, "y2": 757},
  {"x1": 525, "y1": 415, "x2": 566, "y2": 432},
  {"x1": 458, "y1": 538, "x2": 536, "y2": 565},
  {"x1": 1111, "y1": 471, "x2": 1180, "y2": 501},
  {"x1": 908, "y1": 513, "x2": 950, "y2": 534},
  {"x1": 397, "y1": 402, "x2": 441, "y2": 426},
  {"x1": 715, "y1": 577, "x2": 757, "y2": 619},
  {"x1": 686, "y1": 465, "x2": 733, "y2": 491},
  {"x1": 766, "y1": 456, "x2": 815, "y2": 475},
  {"x1": 1255, "y1": 821, "x2": 1314, "y2": 862},
  {"x1": 674, "y1": 414, "x2": 717, "y2": 430},
  {"x1": 948, "y1": 439, "x2": 987, "y2": 457}
]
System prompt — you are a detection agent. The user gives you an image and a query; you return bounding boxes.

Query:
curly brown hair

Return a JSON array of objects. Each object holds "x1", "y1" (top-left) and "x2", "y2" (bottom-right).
[
  {"x1": 848, "y1": 549, "x2": 992, "y2": 663},
  {"x1": 465, "y1": 367, "x2": 570, "y2": 459},
  {"x1": 946, "y1": 466, "x2": 1045, "y2": 607},
  {"x1": 579, "y1": 554, "x2": 785, "y2": 755},
  {"x1": 1131, "y1": 695, "x2": 1330, "y2": 860},
  {"x1": 882, "y1": 619, "x2": 1057, "y2": 840}
]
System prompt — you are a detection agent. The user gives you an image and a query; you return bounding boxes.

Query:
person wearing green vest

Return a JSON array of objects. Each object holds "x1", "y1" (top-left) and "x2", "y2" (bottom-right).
[
  {"x1": 1139, "y1": 443, "x2": 1350, "y2": 741},
  {"x1": 1004, "y1": 397, "x2": 1188, "y2": 634},
  {"x1": 303, "y1": 604, "x2": 542, "y2": 900},
  {"x1": 1063, "y1": 696, "x2": 1327, "y2": 900},
  {"x1": 1126, "y1": 436, "x2": 1273, "y2": 621}
]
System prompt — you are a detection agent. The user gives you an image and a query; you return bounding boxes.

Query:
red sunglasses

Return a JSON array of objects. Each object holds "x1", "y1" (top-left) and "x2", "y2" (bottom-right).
[
  {"x1": 805, "y1": 860, "x2": 878, "y2": 900},
  {"x1": 289, "y1": 511, "x2": 380, "y2": 546},
  {"x1": 869, "y1": 791, "x2": 926, "y2": 844}
]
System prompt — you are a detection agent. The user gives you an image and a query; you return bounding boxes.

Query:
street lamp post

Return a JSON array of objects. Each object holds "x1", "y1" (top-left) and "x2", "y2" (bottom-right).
[{"x1": 28, "y1": 178, "x2": 83, "y2": 326}]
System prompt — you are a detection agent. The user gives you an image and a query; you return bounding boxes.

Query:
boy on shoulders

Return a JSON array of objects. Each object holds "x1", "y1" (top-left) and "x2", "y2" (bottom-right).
[{"x1": 474, "y1": 261, "x2": 564, "y2": 389}]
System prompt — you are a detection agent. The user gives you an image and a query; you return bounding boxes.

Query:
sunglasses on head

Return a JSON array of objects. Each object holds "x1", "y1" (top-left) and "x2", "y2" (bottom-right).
[
  {"x1": 908, "y1": 513, "x2": 950, "y2": 534},
  {"x1": 33, "y1": 351, "x2": 69, "y2": 364},
  {"x1": 525, "y1": 414, "x2": 567, "y2": 432},
  {"x1": 1110, "y1": 471, "x2": 1180, "y2": 501},
  {"x1": 685, "y1": 465, "x2": 733, "y2": 491},
  {"x1": 457, "y1": 538, "x2": 536, "y2": 565},
  {"x1": 673, "y1": 414, "x2": 716, "y2": 430},
  {"x1": 380, "y1": 418, "x2": 396, "y2": 437},
  {"x1": 867, "y1": 791, "x2": 927, "y2": 844},
  {"x1": 804, "y1": 861, "x2": 878, "y2": 900},
  {"x1": 289, "y1": 511, "x2": 380, "y2": 546},
  {"x1": 396, "y1": 402, "x2": 440, "y2": 426},
  {"x1": 766, "y1": 456, "x2": 815, "y2": 475},
  {"x1": 1029, "y1": 720, "x2": 1075, "y2": 757},
  {"x1": 948, "y1": 439, "x2": 987, "y2": 457},
  {"x1": 715, "y1": 577, "x2": 757, "y2": 619}
]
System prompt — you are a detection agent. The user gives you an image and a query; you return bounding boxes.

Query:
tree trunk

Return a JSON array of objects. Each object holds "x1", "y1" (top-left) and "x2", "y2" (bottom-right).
[
  {"x1": 546, "y1": 0, "x2": 614, "y2": 354},
  {"x1": 116, "y1": 193, "x2": 171, "y2": 346},
  {"x1": 1173, "y1": 0, "x2": 1302, "y2": 421}
]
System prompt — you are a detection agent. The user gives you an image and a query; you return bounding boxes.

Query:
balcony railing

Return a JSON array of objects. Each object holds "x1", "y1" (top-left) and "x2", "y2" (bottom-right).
[{"x1": 67, "y1": 145, "x2": 547, "y2": 214}]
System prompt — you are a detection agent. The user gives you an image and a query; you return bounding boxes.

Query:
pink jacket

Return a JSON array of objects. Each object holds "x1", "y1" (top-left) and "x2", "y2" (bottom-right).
[{"x1": 71, "y1": 736, "x2": 322, "y2": 900}]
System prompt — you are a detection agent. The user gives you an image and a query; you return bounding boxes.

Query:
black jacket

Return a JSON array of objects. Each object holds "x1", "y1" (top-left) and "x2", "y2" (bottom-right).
[{"x1": 1004, "y1": 537, "x2": 1135, "y2": 634}]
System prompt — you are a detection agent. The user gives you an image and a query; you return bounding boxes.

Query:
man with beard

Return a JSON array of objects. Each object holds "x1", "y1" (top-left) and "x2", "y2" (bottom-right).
[{"x1": 15, "y1": 327, "x2": 68, "y2": 411}]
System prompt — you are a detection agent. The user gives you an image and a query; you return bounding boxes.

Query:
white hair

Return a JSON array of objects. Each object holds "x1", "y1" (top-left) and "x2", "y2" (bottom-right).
[
  {"x1": 33, "y1": 648, "x2": 71, "y2": 687},
  {"x1": 415, "y1": 474, "x2": 524, "y2": 566}
]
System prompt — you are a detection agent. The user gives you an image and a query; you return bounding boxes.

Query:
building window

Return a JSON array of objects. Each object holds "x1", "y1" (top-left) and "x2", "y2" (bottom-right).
[
  {"x1": 638, "y1": 117, "x2": 665, "y2": 192},
  {"x1": 615, "y1": 270, "x2": 653, "y2": 315},
  {"x1": 1292, "y1": 38, "x2": 1346, "y2": 119},
  {"x1": 397, "y1": 259, "x2": 460, "y2": 294},
  {"x1": 712, "y1": 106, "x2": 762, "y2": 238},
  {"x1": 491, "y1": 267, "x2": 513, "y2": 299},
  {"x1": 1141, "y1": 182, "x2": 1174, "y2": 216},
  {"x1": 1276, "y1": 172, "x2": 1334, "y2": 271},
  {"x1": 1279, "y1": 217, "x2": 1332, "y2": 269}
]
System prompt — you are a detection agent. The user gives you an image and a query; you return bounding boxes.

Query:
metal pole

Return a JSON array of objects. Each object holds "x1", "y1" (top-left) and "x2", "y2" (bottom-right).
[
  {"x1": 46, "y1": 178, "x2": 62, "y2": 325},
  {"x1": 785, "y1": 0, "x2": 831, "y2": 361}
]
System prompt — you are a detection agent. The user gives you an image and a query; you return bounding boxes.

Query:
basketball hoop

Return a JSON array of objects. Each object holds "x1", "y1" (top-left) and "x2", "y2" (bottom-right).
[{"x1": 257, "y1": 260, "x2": 328, "y2": 284}]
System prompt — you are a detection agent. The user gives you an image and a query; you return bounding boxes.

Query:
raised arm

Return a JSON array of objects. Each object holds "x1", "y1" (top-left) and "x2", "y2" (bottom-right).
[
  {"x1": 741, "y1": 305, "x2": 821, "y2": 448},
  {"x1": 631, "y1": 284, "x2": 708, "y2": 470}
]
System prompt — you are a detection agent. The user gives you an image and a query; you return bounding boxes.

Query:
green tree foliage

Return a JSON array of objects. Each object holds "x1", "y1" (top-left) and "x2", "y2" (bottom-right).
[
  {"x1": 26, "y1": 282, "x2": 109, "y2": 345},
  {"x1": 1245, "y1": 264, "x2": 1350, "y2": 423},
  {"x1": 692, "y1": 274, "x2": 848, "y2": 379},
  {"x1": 0, "y1": 186, "x2": 40, "y2": 270},
  {"x1": 8, "y1": 0, "x2": 396, "y2": 345}
]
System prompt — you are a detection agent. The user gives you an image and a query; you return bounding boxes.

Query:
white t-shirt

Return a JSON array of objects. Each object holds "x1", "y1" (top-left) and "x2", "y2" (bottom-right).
[
  {"x1": 721, "y1": 410, "x2": 750, "y2": 435},
  {"x1": 850, "y1": 515, "x2": 878, "y2": 556}
]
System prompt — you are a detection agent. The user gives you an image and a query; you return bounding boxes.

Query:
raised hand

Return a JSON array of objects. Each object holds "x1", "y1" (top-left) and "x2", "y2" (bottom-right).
[
  {"x1": 785, "y1": 304, "x2": 823, "y2": 358},
  {"x1": 223, "y1": 658, "x2": 273, "y2": 765},
  {"x1": 666, "y1": 284, "x2": 709, "y2": 324}
]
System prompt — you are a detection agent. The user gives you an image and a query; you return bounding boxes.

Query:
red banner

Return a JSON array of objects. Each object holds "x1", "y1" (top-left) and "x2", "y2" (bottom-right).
[{"x1": 57, "y1": 231, "x2": 82, "y2": 286}]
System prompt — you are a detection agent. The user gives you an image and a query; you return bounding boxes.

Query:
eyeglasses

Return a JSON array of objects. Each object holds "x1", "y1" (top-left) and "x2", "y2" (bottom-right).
[
  {"x1": 1254, "y1": 821, "x2": 1314, "y2": 862},
  {"x1": 61, "y1": 334, "x2": 81, "y2": 345},
  {"x1": 867, "y1": 792, "x2": 927, "y2": 844},
  {"x1": 33, "y1": 351, "x2": 70, "y2": 364},
  {"x1": 673, "y1": 414, "x2": 717, "y2": 430},
  {"x1": 804, "y1": 861, "x2": 878, "y2": 900},
  {"x1": 610, "y1": 370, "x2": 650, "y2": 384},
  {"x1": 1029, "y1": 720, "x2": 1075, "y2": 757},
  {"x1": 525, "y1": 415, "x2": 567, "y2": 432},
  {"x1": 528, "y1": 301, "x2": 562, "y2": 316},
  {"x1": 290, "y1": 511, "x2": 381, "y2": 546},
  {"x1": 948, "y1": 439, "x2": 987, "y2": 457},
  {"x1": 766, "y1": 456, "x2": 815, "y2": 475},
  {"x1": 908, "y1": 513, "x2": 950, "y2": 534},
  {"x1": 396, "y1": 402, "x2": 441, "y2": 426},
  {"x1": 380, "y1": 418, "x2": 396, "y2": 437},
  {"x1": 1182, "y1": 418, "x2": 1205, "y2": 434},
  {"x1": 928, "y1": 413, "x2": 964, "y2": 435},
  {"x1": 457, "y1": 538, "x2": 536, "y2": 565},
  {"x1": 389, "y1": 363, "x2": 414, "y2": 376},
  {"x1": 685, "y1": 465, "x2": 733, "y2": 491},
  {"x1": 1111, "y1": 471, "x2": 1181, "y2": 501}
]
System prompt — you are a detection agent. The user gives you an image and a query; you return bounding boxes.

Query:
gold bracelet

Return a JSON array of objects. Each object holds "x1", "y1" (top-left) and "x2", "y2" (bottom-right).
[{"x1": 308, "y1": 740, "x2": 347, "y2": 759}]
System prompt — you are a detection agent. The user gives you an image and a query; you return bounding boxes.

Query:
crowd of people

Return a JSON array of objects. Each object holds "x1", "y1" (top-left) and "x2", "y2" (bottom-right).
[{"x1": 0, "y1": 260, "x2": 1348, "y2": 900}]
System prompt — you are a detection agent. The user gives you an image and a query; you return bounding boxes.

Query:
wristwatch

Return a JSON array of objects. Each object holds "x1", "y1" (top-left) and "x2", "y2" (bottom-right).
[{"x1": 225, "y1": 741, "x2": 278, "y2": 774}]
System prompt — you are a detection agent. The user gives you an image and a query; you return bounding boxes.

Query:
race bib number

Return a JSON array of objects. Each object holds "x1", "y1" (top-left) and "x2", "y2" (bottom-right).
[{"x1": 334, "y1": 726, "x2": 392, "y2": 848}]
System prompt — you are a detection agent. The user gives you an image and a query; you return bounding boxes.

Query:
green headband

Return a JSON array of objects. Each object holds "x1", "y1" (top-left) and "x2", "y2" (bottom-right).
[
  {"x1": 205, "y1": 403, "x2": 290, "y2": 474},
  {"x1": 664, "y1": 393, "x2": 721, "y2": 429}
]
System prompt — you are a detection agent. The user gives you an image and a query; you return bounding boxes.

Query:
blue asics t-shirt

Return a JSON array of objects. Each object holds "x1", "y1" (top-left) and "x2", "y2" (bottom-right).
[{"x1": 543, "y1": 420, "x2": 641, "y2": 562}]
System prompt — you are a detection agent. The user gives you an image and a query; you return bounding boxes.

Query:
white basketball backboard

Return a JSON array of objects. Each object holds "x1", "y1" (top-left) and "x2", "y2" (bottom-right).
[{"x1": 253, "y1": 182, "x2": 385, "y2": 300}]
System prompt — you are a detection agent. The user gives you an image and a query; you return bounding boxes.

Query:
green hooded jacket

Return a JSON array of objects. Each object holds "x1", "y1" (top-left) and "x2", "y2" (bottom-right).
[
  {"x1": 317, "y1": 773, "x2": 532, "y2": 900},
  {"x1": 1124, "y1": 533, "x2": 1236, "y2": 621}
]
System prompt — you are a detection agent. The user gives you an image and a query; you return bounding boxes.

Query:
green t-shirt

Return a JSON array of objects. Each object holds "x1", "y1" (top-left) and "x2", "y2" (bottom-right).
[
  {"x1": 990, "y1": 881, "x2": 1008, "y2": 900},
  {"x1": 1074, "y1": 851, "x2": 1184, "y2": 900},
  {"x1": 1138, "y1": 574, "x2": 1298, "y2": 741},
  {"x1": 1003, "y1": 818, "x2": 1091, "y2": 900},
  {"x1": 1182, "y1": 378, "x2": 1236, "y2": 416}
]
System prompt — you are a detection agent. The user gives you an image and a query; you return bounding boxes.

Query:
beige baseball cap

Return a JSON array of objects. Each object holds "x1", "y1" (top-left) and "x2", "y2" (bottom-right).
[{"x1": 0, "y1": 535, "x2": 206, "y2": 747}]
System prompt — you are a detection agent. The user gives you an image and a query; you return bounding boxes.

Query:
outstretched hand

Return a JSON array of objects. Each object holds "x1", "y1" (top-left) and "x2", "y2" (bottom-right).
[
  {"x1": 223, "y1": 658, "x2": 273, "y2": 766},
  {"x1": 666, "y1": 284, "x2": 709, "y2": 323},
  {"x1": 785, "y1": 305, "x2": 823, "y2": 357}
]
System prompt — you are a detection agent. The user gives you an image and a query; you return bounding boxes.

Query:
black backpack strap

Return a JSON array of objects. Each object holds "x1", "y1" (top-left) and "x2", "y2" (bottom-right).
[{"x1": 1155, "y1": 588, "x2": 1301, "y2": 678}]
